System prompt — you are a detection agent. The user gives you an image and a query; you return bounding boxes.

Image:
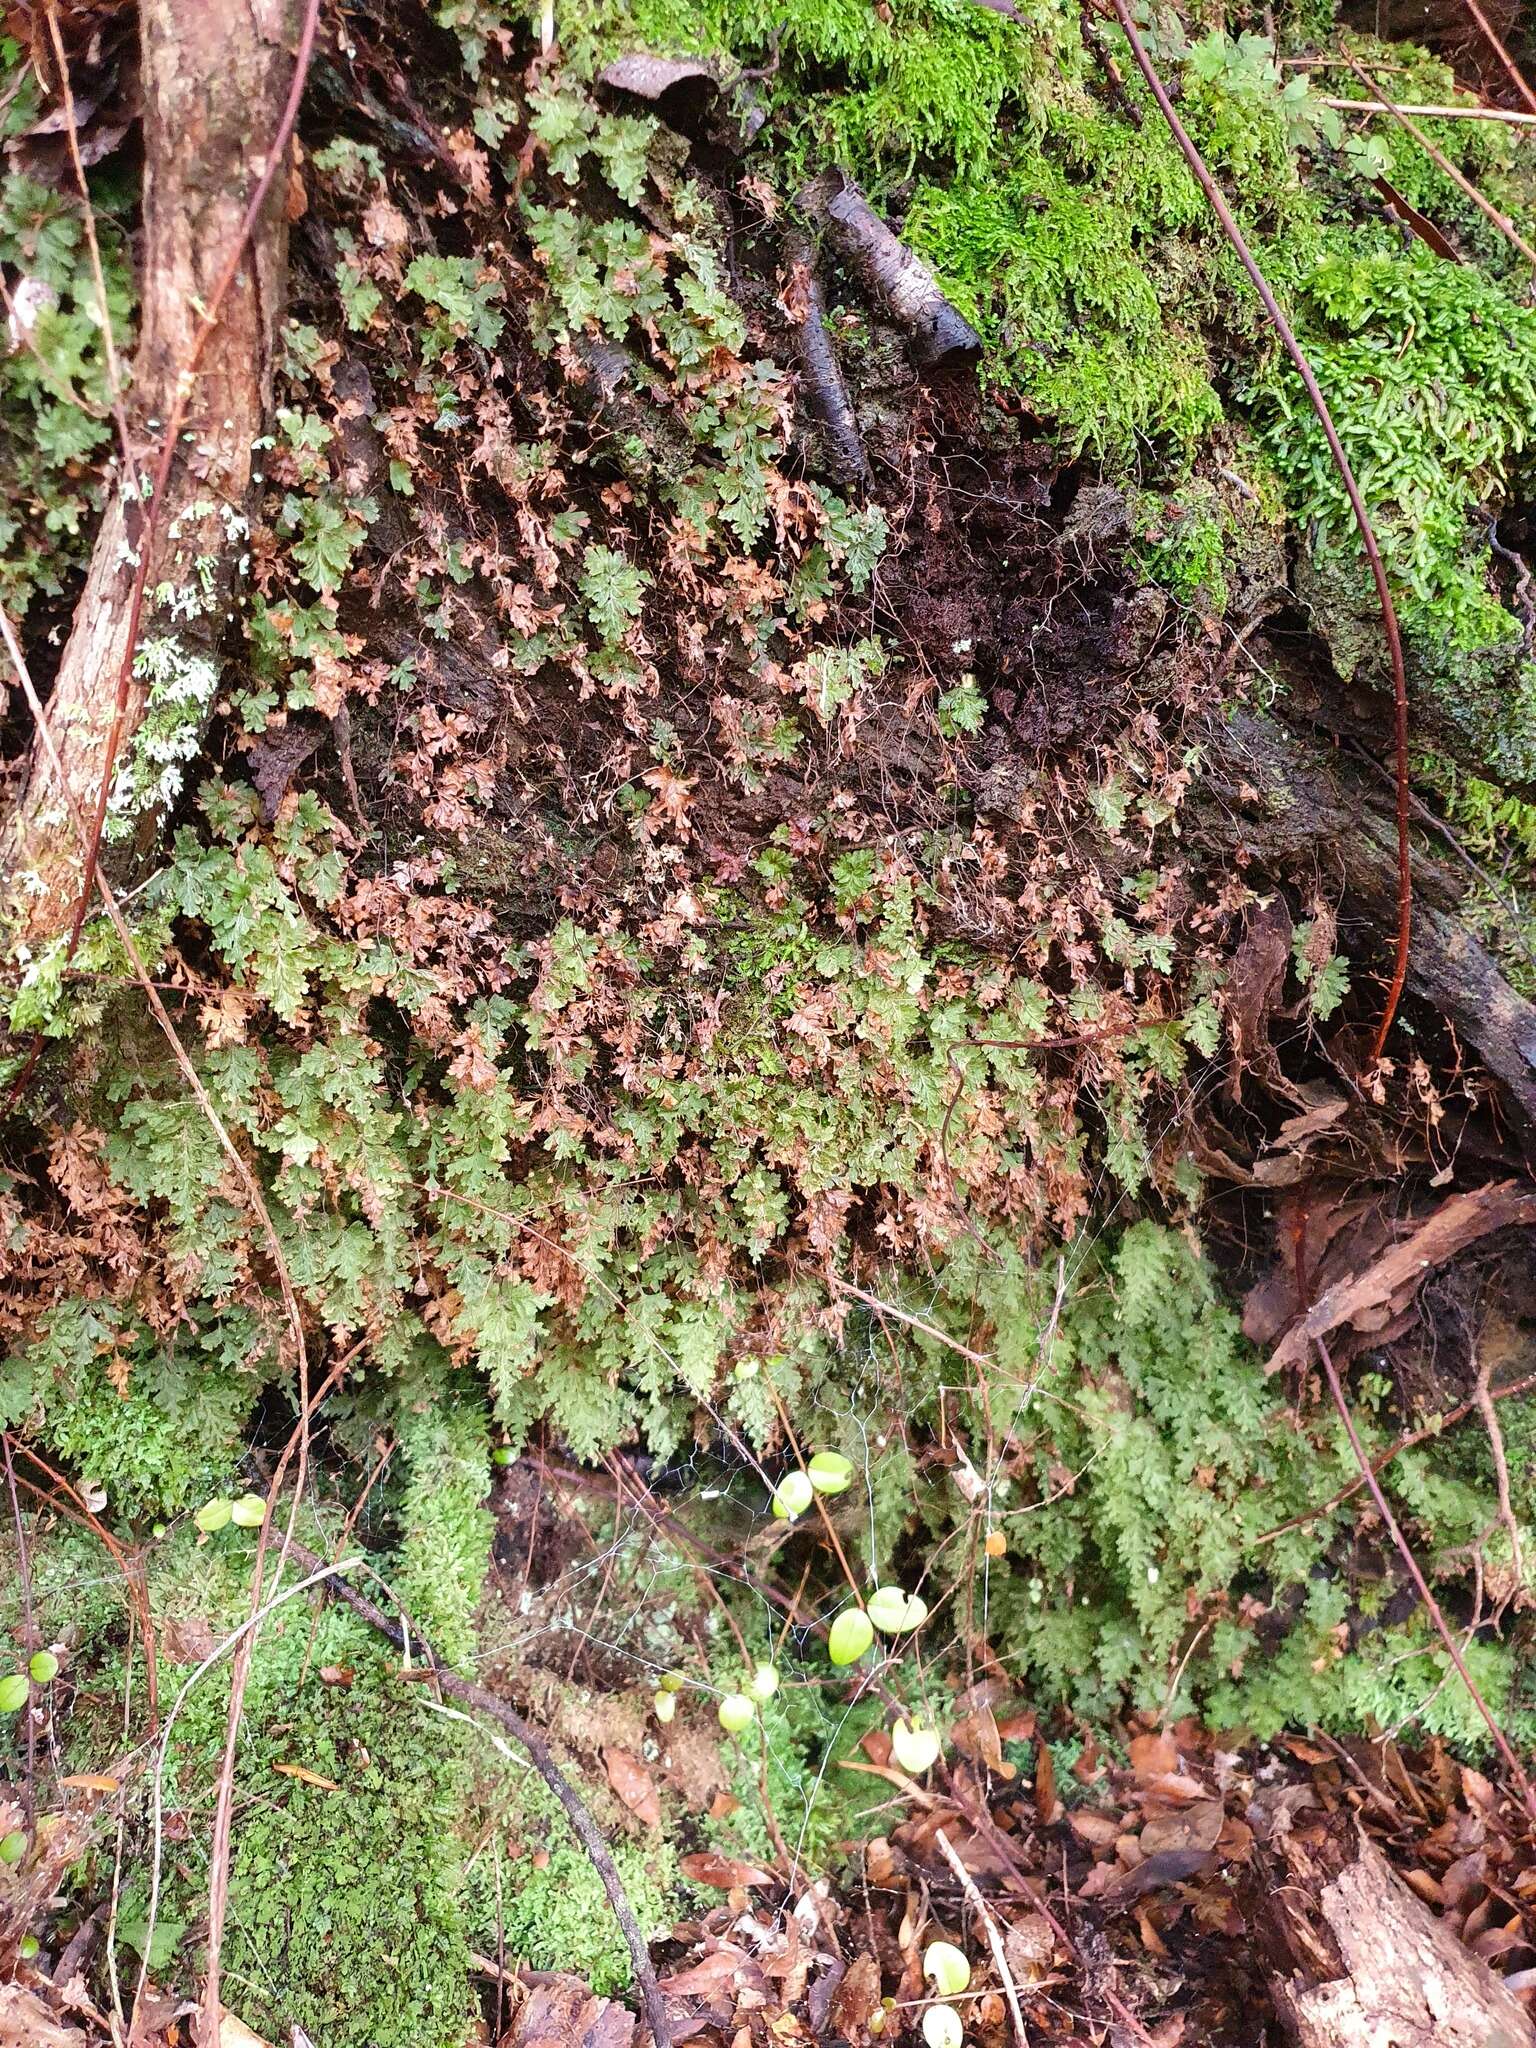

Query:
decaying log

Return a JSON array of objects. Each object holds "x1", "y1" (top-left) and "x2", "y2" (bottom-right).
[
  {"x1": 1200, "y1": 709, "x2": 1536, "y2": 1126},
  {"x1": 799, "y1": 167, "x2": 981, "y2": 371},
  {"x1": 1267, "y1": 1827, "x2": 1533, "y2": 2048},
  {"x1": 3, "y1": 0, "x2": 297, "y2": 942}
]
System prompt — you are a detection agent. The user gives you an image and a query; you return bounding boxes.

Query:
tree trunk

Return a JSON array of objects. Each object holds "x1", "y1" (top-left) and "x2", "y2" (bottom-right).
[{"x1": 2, "y1": 0, "x2": 295, "y2": 943}]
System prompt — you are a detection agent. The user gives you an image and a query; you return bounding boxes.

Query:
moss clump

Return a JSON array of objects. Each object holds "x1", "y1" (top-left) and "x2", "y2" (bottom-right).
[{"x1": 463, "y1": 1769, "x2": 678, "y2": 1993}]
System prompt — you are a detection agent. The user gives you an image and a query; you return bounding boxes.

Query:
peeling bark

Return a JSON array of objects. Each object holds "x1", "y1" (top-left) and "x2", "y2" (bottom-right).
[
  {"x1": 1269, "y1": 1830, "x2": 1534, "y2": 2048},
  {"x1": 2, "y1": 0, "x2": 296, "y2": 942}
]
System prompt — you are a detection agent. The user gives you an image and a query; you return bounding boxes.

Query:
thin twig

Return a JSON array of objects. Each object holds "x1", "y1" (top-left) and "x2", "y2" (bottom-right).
[
  {"x1": 43, "y1": 4, "x2": 140, "y2": 495},
  {"x1": 5, "y1": 1433, "x2": 159, "y2": 1726},
  {"x1": 200, "y1": 1349, "x2": 350, "y2": 2043},
  {"x1": 1458, "y1": 0, "x2": 1536, "y2": 118},
  {"x1": 934, "y1": 1826, "x2": 1030, "y2": 2048},
  {"x1": 1471, "y1": 1340, "x2": 1524, "y2": 1593},
  {"x1": 279, "y1": 1537, "x2": 674, "y2": 2048},
  {"x1": 3, "y1": 1435, "x2": 37, "y2": 1827},
  {"x1": 1312, "y1": 1331, "x2": 1536, "y2": 1821},
  {"x1": 1254, "y1": 1367, "x2": 1536, "y2": 1547},
  {"x1": 133, "y1": 1554, "x2": 364, "y2": 2032},
  {"x1": 829, "y1": 1277, "x2": 992, "y2": 1368},
  {"x1": 1344, "y1": 52, "x2": 1536, "y2": 269},
  {"x1": 1103, "y1": 0, "x2": 1412, "y2": 1067},
  {"x1": 1318, "y1": 96, "x2": 1536, "y2": 125}
]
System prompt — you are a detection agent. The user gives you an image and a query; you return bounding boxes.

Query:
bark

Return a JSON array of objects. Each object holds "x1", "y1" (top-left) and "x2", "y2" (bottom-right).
[
  {"x1": 1200, "y1": 709, "x2": 1536, "y2": 1129},
  {"x1": 1268, "y1": 1829, "x2": 1533, "y2": 2048},
  {"x1": 2, "y1": 0, "x2": 295, "y2": 942},
  {"x1": 782, "y1": 231, "x2": 872, "y2": 490},
  {"x1": 800, "y1": 168, "x2": 981, "y2": 370}
]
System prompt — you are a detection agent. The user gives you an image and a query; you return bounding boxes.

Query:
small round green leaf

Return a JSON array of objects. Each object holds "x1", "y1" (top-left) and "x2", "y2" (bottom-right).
[
  {"x1": 0, "y1": 1830, "x2": 26, "y2": 1866},
  {"x1": 827, "y1": 1608, "x2": 874, "y2": 1666},
  {"x1": 748, "y1": 1662, "x2": 779, "y2": 1701},
  {"x1": 922, "y1": 2005, "x2": 963, "y2": 2048},
  {"x1": 807, "y1": 1452, "x2": 854, "y2": 1496},
  {"x1": 27, "y1": 1651, "x2": 59, "y2": 1685},
  {"x1": 891, "y1": 1717, "x2": 942, "y2": 1775},
  {"x1": 653, "y1": 1690, "x2": 677, "y2": 1725},
  {"x1": 491, "y1": 1446, "x2": 514, "y2": 1466},
  {"x1": 923, "y1": 1943, "x2": 971, "y2": 1997},
  {"x1": 17, "y1": 1934, "x2": 38, "y2": 1960},
  {"x1": 229, "y1": 1494, "x2": 267, "y2": 1529},
  {"x1": 0, "y1": 1674, "x2": 30, "y2": 1714},
  {"x1": 771, "y1": 1471, "x2": 814, "y2": 1521},
  {"x1": 717, "y1": 1692, "x2": 756, "y2": 1734},
  {"x1": 868, "y1": 1585, "x2": 927, "y2": 1634},
  {"x1": 195, "y1": 1497, "x2": 233, "y2": 1534}
]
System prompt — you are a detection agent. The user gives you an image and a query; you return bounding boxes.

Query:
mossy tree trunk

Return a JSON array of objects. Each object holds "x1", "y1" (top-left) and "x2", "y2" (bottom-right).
[{"x1": 3, "y1": 0, "x2": 295, "y2": 944}]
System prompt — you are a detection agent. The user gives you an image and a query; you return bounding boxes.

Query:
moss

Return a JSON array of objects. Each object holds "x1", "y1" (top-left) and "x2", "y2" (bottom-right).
[{"x1": 463, "y1": 1769, "x2": 678, "y2": 1993}]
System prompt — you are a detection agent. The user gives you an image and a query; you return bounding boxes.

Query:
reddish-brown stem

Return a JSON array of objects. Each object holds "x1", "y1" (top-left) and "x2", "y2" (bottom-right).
[
  {"x1": 1311, "y1": 1332, "x2": 1536, "y2": 1822},
  {"x1": 1104, "y1": 0, "x2": 1413, "y2": 1066},
  {"x1": 1459, "y1": 0, "x2": 1536, "y2": 117}
]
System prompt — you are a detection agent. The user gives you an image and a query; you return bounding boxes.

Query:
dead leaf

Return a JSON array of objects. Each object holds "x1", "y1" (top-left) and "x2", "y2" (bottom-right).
[
  {"x1": 218, "y1": 2012, "x2": 275, "y2": 2048},
  {"x1": 678, "y1": 1851, "x2": 777, "y2": 1889},
  {"x1": 1140, "y1": 1799, "x2": 1224, "y2": 1858},
  {"x1": 603, "y1": 1747, "x2": 661, "y2": 1828},
  {"x1": 949, "y1": 1706, "x2": 1015, "y2": 1779},
  {"x1": 502, "y1": 1975, "x2": 636, "y2": 2048},
  {"x1": 272, "y1": 1762, "x2": 343, "y2": 1791},
  {"x1": 57, "y1": 1773, "x2": 121, "y2": 1794},
  {"x1": 1225, "y1": 896, "x2": 1293, "y2": 1103},
  {"x1": 1128, "y1": 1731, "x2": 1179, "y2": 1782},
  {"x1": 598, "y1": 53, "x2": 721, "y2": 100},
  {"x1": 1099, "y1": 1846, "x2": 1216, "y2": 1902},
  {"x1": 829, "y1": 1955, "x2": 882, "y2": 2035},
  {"x1": 0, "y1": 1984, "x2": 86, "y2": 2048}
]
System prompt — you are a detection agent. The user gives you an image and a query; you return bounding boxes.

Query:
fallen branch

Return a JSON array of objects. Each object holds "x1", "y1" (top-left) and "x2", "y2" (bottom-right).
[
  {"x1": 1265, "y1": 1181, "x2": 1536, "y2": 1376},
  {"x1": 1103, "y1": 0, "x2": 1413, "y2": 1068},
  {"x1": 782, "y1": 231, "x2": 872, "y2": 489},
  {"x1": 1268, "y1": 1823, "x2": 1535, "y2": 2047},
  {"x1": 279, "y1": 1537, "x2": 673, "y2": 2048},
  {"x1": 799, "y1": 167, "x2": 981, "y2": 371}
]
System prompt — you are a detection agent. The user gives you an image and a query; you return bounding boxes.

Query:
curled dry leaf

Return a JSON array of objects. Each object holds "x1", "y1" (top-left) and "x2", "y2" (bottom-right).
[
  {"x1": 603, "y1": 1746, "x2": 662, "y2": 1828},
  {"x1": 678, "y1": 1851, "x2": 778, "y2": 1889}
]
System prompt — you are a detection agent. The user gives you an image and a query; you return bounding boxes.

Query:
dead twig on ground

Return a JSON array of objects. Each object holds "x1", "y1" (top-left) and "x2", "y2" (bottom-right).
[
  {"x1": 1343, "y1": 52, "x2": 1536, "y2": 269},
  {"x1": 934, "y1": 1826, "x2": 1030, "y2": 2048},
  {"x1": 1457, "y1": 0, "x2": 1536, "y2": 117},
  {"x1": 1254, "y1": 1366, "x2": 1536, "y2": 1547},
  {"x1": 1470, "y1": 1338, "x2": 1524, "y2": 1595},
  {"x1": 782, "y1": 231, "x2": 872, "y2": 490},
  {"x1": 1317, "y1": 96, "x2": 1536, "y2": 125},
  {"x1": 1312, "y1": 1331, "x2": 1536, "y2": 1822}
]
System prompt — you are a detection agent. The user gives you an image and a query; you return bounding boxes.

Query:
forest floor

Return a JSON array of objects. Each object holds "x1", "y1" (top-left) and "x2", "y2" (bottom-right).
[{"x1": 4, "y1": 0, "x2": 1536, "y2": 2041}]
